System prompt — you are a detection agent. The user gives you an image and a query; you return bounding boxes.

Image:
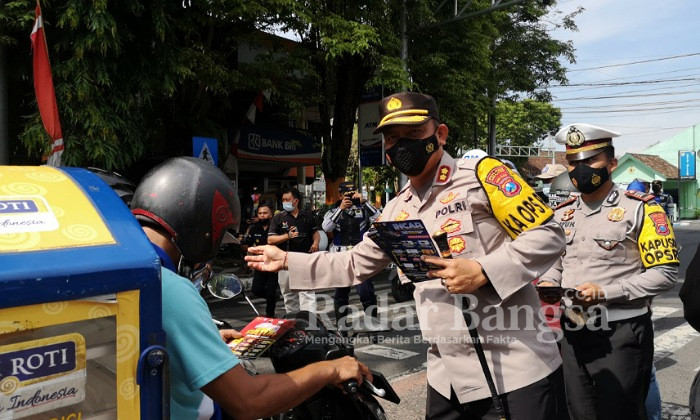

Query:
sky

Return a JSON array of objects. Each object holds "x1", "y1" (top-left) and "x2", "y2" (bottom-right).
[{"x1": 546, "y1": 0, "x2": 700, "y2": 155}]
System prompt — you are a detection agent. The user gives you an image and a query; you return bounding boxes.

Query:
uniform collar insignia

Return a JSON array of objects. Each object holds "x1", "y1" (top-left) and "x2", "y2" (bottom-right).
[
  {"x1": 606, "y1": 189, "x2": 620, "y2": 205},
  {"x1": 435, "y1": 165, "x2": 451, "y2": 184}
]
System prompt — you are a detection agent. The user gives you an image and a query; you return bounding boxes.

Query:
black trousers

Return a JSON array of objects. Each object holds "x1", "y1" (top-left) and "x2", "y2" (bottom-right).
[
  {"x1": 561, "y1": 313, "x2": 653, "y2": 420},
  {"x1": 425, "y1": 367, "x2": 567, "y2": 420},
  {"x1": 251, "y1": 270, "x2": 278, "y2": 317}
]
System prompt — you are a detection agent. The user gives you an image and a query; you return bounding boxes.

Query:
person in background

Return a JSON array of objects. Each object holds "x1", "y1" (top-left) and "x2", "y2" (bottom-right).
[
  {"x1": 536, "y1": 164, "x2": 568, "y2": 197},
  {"x1": 243, "y1": 203, "x2": 278, "y2": 317},
  {"x1": 267, "y1": 187, "x2": 319, "y2": 313},
  {"x1": 322, "y1": 181, "x2": 381, "y2": 338},
  {"x1": 547, "y1": 172, "x2": 580, "y2": 210},
  {"x1": 651, "y1": 180, "x2": 674, "y2": 222},
  {"x1": 627, "y1": 180, "x2": 647, "y2": 194}
]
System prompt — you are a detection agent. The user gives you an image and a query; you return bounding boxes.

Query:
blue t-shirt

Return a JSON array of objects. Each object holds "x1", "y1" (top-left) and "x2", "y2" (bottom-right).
[{"x1": 161, "y1": 266, "x2": 240, "y2": 419}]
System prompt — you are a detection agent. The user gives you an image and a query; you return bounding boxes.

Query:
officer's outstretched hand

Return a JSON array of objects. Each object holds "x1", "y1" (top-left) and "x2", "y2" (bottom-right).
[
  {"x1": 245, "y1": 245, "x2": 286, "y2": 272},
  {"x1": 422, "y1": 256, "x2": 488, "y2": 294}
]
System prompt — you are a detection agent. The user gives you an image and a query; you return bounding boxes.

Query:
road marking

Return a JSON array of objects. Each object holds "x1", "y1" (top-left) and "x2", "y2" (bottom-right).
[
  {"x1": 654, "y1": 323, "x2": 700, "y2": 362},
  {"x1": 651, "y1": 306, "x2": 679, "y2": 321},
  {"x1": 355, "y1": 344, "x2": 420, "y2": 360},
  {"x1": 661, "y1": 401, "x2": 691, "y2": 418}
]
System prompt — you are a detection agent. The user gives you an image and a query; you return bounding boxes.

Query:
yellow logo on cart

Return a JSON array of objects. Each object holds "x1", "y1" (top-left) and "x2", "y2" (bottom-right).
[{"x1": 0, "y1": 166, "x2": 115, "y2": 252}]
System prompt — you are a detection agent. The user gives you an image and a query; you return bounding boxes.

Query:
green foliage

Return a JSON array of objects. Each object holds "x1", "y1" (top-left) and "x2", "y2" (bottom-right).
[
  {"x1": 496, "y1": 99, "x2": 561, "y2": 146},
  {"x1": 410, "y1": 0, "x2": 578, "y2": 152},
  {"x1": 1, "y1": 0, "x2": 579, "y2": 175}
]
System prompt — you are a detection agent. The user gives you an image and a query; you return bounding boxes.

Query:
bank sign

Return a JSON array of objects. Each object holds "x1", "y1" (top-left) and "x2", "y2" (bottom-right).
[{"x1": 237, "y1": 126, "x2": 321, "y2": 165}]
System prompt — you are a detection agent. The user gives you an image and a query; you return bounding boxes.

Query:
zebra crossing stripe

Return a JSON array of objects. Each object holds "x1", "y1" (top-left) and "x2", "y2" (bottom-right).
[
  {"x1": 654, "y1": 323, "x2": 700, "y2": 362},
  {"x1": 650, "y1": 306, "x2": 679, "y2": 321},
  {"x1": 355, "y1": 344, "x2": 419, "y2": 360}
]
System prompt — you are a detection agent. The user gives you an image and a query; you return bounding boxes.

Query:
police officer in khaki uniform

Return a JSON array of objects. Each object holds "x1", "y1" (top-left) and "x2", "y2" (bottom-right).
[
  {"x1": 247, "y1": 92, "x2": 568, "y2": 419},
  {"x1": 538, "y1": 123, "x2": 679, "y2": 420}
]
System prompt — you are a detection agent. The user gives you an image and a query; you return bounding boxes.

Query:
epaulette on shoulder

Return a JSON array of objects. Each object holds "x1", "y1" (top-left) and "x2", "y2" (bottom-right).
[
  {"x1": 625, "y1": 190, "x2": 655, "y2": 202},
  {"x1": 555, "y1": 196, "x2": 577, "y2": 210},
  {"x1": 456, "y1": 157, "x2": 478, "y2": 171}
]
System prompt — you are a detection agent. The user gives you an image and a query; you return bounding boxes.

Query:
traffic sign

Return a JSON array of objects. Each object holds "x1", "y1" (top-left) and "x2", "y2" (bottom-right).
[
  {"x1": 679, "y1": 151, "x2": 696, "y2": 180},
  {"x1": 193, "y1": 137, "x2": 218, "y2": 166}
]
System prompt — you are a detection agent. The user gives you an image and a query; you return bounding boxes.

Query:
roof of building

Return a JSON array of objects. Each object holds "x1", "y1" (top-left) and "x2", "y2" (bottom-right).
[
  {"x1": 520, "y1": 152, "x2": 568, "y2": 179},
  {"x1": 626, "y1": 153, "x2": 679, "y2": 180}
]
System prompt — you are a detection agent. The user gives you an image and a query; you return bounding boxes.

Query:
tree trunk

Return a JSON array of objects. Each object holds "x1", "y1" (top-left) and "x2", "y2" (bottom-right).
[{"x1": 320, "y1": 53, "x2": 373, "y2": 204}]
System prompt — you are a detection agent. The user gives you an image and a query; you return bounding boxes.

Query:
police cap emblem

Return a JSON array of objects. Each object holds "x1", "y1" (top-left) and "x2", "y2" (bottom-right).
[{"x1": 566, "y1": 126, "x2": 586, "y2": 147}]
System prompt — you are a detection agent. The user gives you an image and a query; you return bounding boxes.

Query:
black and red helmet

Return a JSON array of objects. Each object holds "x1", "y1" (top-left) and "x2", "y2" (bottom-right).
[{"x1": 131, "y1": 157, "x2": 240, "y2": 263}]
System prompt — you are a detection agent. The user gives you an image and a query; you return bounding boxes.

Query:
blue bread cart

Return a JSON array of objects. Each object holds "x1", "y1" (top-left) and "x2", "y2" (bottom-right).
[{"x1": 0, "y1": 166, "x2": 167, "y2": 419}]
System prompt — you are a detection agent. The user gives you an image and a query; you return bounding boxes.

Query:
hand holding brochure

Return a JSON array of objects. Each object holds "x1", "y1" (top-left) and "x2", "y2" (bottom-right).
[
  {"x1": 368, "y1": 219, "x2": 441, "y2": 282},
  {"x1": 227, "y1": 317, "x2": 296, "y2": 359}
]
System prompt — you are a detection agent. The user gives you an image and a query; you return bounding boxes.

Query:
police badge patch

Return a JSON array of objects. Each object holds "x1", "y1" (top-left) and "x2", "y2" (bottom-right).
[
  {"x1": 448, "y1": 236, "x2": 466, "y2": 254},
  {"x1": 440, "y1": 218, "x2": 461, "y2": 234},
  {"x1": 648, "y1": 211, "x2": 670, "y2": 236},
  {"x1": 484, "y1": 165, "x2": 521, "y2": 197},
  {"x1": 607, "y1": 207, "x2": 625, "y2": 222}
]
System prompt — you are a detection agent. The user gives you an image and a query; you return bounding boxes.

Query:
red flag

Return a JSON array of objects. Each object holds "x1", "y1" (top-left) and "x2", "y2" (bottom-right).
[
  {"x1": 244, "y1": 91, "x2": 264, "y2": 124},
  {"x1": 30, "y1": 4, "x2": 64, "y2": 166}
]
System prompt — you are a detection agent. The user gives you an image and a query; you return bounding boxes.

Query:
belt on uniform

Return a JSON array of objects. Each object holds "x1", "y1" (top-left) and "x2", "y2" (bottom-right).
[
  {"x1": 564, "y1": 305, "x2": 649, "y2": 325},
  {"x1": 606, "y1": 306, "x2": 648, "y2": 322}
]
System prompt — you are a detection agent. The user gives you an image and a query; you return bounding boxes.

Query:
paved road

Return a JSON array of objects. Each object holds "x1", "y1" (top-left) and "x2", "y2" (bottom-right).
[{"x1": 209, "y1": 221, "x2": 700, "y2": 419}]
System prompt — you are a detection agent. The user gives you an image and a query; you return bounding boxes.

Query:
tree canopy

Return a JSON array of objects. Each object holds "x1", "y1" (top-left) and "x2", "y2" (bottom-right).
[{"x1": 1, "y1": 0, "x2": 579, "y2": 187}]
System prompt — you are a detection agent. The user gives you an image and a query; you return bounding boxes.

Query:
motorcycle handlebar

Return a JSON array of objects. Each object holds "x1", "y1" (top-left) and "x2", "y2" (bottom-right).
[{"x1": 343, "y1": 380, "x2": 359, "y2": 395}]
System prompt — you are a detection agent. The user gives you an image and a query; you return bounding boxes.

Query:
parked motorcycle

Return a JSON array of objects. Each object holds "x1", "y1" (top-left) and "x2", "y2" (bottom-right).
[{"x1": 206, "y1": 274, "x2": 401, "y2": 420}]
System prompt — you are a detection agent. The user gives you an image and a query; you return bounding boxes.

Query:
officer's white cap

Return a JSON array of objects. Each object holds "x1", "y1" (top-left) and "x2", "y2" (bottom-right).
[{"x1": 555, "y1": 123, "x2": 620, "y2": 161}]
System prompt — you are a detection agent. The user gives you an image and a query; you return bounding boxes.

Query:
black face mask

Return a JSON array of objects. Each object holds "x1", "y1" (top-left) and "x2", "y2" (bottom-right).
[
  {"x1": 569, "y1": 164, "x2": 610, "y2": 194},
  {"x1": 385, "y1": 132, "x2": 439, "y2": 176}
]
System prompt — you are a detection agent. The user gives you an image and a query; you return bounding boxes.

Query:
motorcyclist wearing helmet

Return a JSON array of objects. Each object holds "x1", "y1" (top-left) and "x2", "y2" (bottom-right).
[{"x1": 131, "y1": 157, "x2": 370, "y2": 420}]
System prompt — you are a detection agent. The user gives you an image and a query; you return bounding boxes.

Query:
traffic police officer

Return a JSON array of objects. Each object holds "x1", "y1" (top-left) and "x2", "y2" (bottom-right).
[
  {"x1": 247, "y1": 92, "x2": 568, "y2": 419},
  {"x1": 538, "y1": 123, "x2": 679, "y2": 420}
]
